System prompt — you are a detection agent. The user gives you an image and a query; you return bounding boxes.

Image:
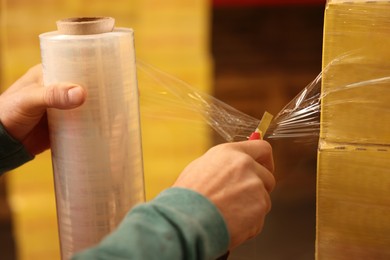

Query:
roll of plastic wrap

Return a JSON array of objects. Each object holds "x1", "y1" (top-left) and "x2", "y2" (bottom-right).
[{"x1": 39, "y1": 19, "x2": 145, "y2": 259}]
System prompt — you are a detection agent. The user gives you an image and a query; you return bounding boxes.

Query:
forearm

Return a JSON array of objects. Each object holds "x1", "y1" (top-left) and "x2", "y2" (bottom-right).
[
  {"x1": 73, "y1": 187, "x2": 230, "y2": 260},
  {"x1": 0, "y1": 121, "x2": 34, "y2": 175}
]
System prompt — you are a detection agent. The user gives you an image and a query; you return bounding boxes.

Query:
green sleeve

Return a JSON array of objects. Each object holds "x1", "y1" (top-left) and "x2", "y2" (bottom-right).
[
  {"x1": 72, "y1": 187, "x2": 230, "y2": 260},
  {"x1": 0, "y1": 121, "x2": 34, "y2": 175}
]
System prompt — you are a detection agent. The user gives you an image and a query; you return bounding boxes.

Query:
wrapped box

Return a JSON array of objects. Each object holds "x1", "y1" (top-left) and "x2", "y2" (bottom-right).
[{"x1": 318, "y1": 0, "x2": 390, "y2": 259}]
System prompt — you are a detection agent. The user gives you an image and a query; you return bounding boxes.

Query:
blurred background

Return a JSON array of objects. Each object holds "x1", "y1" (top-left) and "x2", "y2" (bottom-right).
[{"x1": 0, "y1": 0, "x2": 325, "y2": 259}]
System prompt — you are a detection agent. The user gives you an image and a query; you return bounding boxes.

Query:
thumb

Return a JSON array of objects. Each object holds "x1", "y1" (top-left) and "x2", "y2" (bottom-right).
[
  {"x1": 41, "y1": 83, "x2": 87, "y2": 110},
  {"x1": 0, "y1": 82, "x2": 86, "y2": 142}
]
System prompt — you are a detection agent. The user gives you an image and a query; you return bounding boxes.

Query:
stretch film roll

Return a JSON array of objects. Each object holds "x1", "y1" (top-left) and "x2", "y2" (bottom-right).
[{"x1": 39, "y1": 18, "x2": 145, "y2": 259}]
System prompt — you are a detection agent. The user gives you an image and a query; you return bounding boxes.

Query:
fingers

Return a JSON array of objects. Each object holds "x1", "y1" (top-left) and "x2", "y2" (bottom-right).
[
  {"x1": 26, "y1": 64, "x2": 44, "y2": 85},
  {"x1": 254, "y1": 163, "x2": 276, "y2": 193},
  {"x1": 208, "y1": 140, "x2": 276, "y2": 192},
  {"x1": 234, "y1": 140, "x2": 275, "y2": 173},
  {"x1": 232, "y1": 140, "x2": 276, "y2": 192}
]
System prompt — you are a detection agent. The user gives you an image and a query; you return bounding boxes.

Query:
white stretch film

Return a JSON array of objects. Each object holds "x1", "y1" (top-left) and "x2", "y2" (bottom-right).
[{"x1": 39, "y1": 28, "x2": 145, "y2": 259}]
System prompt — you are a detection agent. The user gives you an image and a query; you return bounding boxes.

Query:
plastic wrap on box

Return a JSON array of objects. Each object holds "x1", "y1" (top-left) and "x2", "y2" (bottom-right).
[{"x1": 317, "y1": 1, "x2": 390, "y2": 259}]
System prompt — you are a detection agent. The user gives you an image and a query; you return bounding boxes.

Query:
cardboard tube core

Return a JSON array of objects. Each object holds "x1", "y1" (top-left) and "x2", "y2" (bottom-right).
[{"x1": 56, "y1": 17, "x2": 115, "y2": 35}]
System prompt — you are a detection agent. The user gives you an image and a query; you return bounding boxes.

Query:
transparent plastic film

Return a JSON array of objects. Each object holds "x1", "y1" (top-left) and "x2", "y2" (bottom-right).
[
  {"x1": 269, "y1": 62, "x2": 390, "y2": 145},
  {"x1": 136, "y1": 4, "x2": 390, "y2": 146},
  {"x1": 137, "y1": 60, "x2": 261, "y2": 142},
  {"x1": 138, "y1": 50, "x2": 390, "y2": 146}
]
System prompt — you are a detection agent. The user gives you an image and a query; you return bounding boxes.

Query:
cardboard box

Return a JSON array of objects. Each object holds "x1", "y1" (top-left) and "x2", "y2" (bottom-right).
[{"x1": 318, "y1": 1, "x2": 390, "y2": 258}]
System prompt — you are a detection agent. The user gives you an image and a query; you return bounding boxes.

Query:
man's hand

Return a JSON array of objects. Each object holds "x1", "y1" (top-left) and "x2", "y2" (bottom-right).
[
  {"x1": 173, "y1": 140, "x2": 275, "y2": 249},
  {"x1": 0, "y1": 64, "x2": 86, "y2": 155}
]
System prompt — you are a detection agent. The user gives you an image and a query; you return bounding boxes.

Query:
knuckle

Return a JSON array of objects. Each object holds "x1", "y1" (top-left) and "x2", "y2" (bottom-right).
[
  {"x1": 43, "y1": 86, "x2": 56, "y2": 107},
  {"x1": 269, "y1": 173, "x2": 276, "y2": 191},
  {"x1": 260, "y1": 140, "x2": 273, "y2": 154},
  {"x1": 253, "y1": 221, "x2": 263, "y2": 237},
  {"x1": 44, "y1": 86, "x2": 68, "y2": 107},
  {"x1": 234, "y1": 154, "x2": 253, "y2": 171},
  {"x1": 211, "y1": 142, "x2": 235, "y2": 152},
  {"x1": 208, "y1": 143, "x2": 224, "y2": 153},
  {"x1": 251, "y1": 216, "x2": 265, "y2": 238},
  {"x1": 261, "y1": 193, "x2": 272, "y2": 213},
  {"x1": 262, "y1": 170, "x2": 276, "y2": 193},
  {"x1": 260, "y1": 141, "x2": 275, "y2": 172},
  {"x1": 26, "y1": 65, "x2": 43, "y2": 83}
]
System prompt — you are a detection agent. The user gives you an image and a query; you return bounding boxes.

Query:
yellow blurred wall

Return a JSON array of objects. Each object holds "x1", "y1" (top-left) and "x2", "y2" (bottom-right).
[{"x1": 0, "y1": 0, "x2": 211, "y2": 259}]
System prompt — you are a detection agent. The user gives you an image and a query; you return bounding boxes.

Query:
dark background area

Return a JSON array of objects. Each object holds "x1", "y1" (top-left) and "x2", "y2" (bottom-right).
[{"x1": 211, "y1": 5, "x2": 324, "y2": 259}]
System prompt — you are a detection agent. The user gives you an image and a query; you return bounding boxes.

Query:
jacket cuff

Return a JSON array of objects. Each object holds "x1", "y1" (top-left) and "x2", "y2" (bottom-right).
[{"x1": 0, "y1": 121, "x2": 34, "y2": 175}]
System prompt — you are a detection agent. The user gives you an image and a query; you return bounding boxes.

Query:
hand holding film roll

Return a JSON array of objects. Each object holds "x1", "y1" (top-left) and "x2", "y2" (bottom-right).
[{"x1": 39, "y1": 17, "x2": 145, "y2": 259}]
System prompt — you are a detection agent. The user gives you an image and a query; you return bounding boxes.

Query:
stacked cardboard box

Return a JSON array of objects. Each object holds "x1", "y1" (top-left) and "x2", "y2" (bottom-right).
[{"x1": 318, "y1": 1, "x2": 390, "y2": 258}]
